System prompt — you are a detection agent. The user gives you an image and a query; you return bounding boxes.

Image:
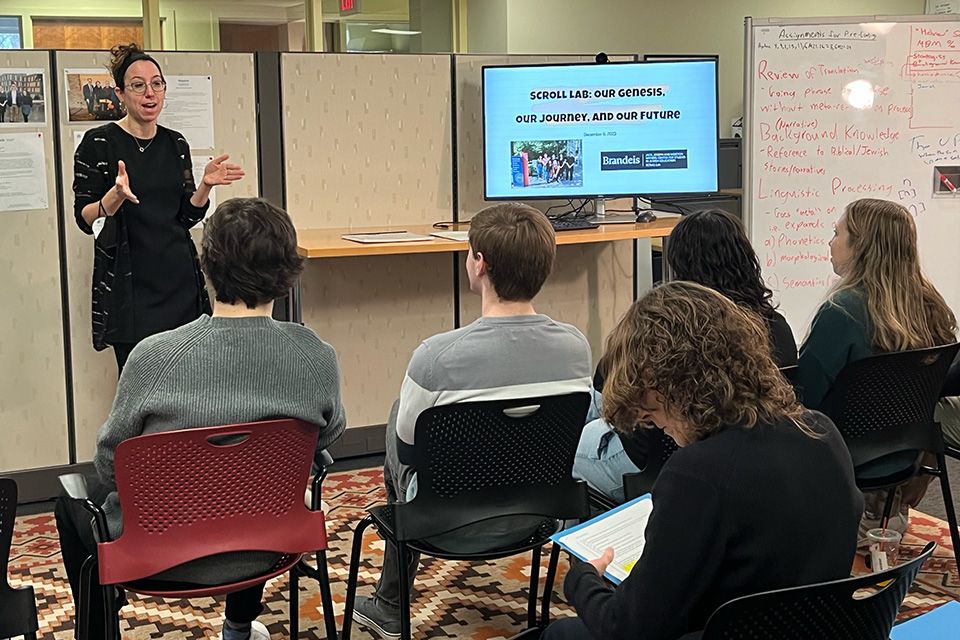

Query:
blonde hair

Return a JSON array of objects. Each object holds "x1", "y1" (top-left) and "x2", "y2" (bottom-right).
[
  {"x1": 833, "y1": 198, "x2": 955, "y2": 352},
  {"x1": 601, "y1": 281, "x2": 804, "y2": 443}
]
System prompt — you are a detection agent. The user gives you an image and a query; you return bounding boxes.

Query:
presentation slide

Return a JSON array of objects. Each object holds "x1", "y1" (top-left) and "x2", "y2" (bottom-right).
[{"x1": 482, "y1": 60, "x2": 719, "y2": 199}]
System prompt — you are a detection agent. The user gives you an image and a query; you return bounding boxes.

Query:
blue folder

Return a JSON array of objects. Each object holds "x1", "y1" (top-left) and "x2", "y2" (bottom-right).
[{"x1": 889, "y1": 600, "x2": 960, "y2": 639}]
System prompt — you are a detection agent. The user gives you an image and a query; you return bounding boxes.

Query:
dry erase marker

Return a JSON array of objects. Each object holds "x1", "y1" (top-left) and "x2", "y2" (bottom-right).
[{"x1": 941, "y1": 174, "x2": 957, "y2": 193}]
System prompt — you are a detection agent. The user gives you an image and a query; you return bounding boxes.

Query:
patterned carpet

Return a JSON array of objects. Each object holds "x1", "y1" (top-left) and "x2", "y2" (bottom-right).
[{"x1": 8, "y1": 467, "x2": 960, "y2": 639}]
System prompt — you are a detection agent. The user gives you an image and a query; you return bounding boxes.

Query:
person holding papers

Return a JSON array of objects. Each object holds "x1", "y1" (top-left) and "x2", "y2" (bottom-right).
[
  {"x1": 73, "y1": 42, "x2": 244, "y2": 373},
  {"x1": 544, "y1": 281, "x2": 862, "y2": 640}
]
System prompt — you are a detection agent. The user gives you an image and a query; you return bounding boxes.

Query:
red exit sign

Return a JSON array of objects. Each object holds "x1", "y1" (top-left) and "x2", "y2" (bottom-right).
[{"x1": 341, "y1": 0, "x2": 361, "y2": 15}]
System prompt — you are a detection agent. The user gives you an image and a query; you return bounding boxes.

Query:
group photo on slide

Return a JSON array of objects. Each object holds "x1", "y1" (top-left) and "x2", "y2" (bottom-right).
[{"x1": 510, "y1": 139, "x2": 583, "y2": 189}]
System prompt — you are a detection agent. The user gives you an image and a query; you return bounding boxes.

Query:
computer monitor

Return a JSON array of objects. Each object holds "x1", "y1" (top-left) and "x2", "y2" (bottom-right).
[{"x1": 481, "y1": 59, "x2": 719, "y2": 201}]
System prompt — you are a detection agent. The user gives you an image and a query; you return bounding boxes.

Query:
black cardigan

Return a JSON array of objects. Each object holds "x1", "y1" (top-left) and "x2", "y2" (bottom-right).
[
  {"x1": 73, "y1": 123, "x2": 210, "y2": 350},
  {"x1": 562, "y1": 411, "x2": 863, "y2": 640}
]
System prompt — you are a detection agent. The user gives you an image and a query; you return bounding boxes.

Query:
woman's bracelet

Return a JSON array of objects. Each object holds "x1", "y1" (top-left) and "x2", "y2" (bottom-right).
[{"x1": 98, "y1": 199, "x2": 107, "y2": 219}]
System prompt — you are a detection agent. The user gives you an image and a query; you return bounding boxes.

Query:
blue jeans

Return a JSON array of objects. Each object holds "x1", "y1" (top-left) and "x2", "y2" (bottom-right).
[{"x1": 572, "y1": 389, "x2": 640, "y2": 504}]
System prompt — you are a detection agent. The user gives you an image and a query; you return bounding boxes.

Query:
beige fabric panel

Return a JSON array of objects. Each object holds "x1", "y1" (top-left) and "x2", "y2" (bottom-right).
[
  {"x1": 0, "y1": 52, "x2": 70, "y2": 473},
  {"x1": 299, "y1": 253, "x2": 455, "y2": 428},
  {"x1": 281, "y1": 53, "x2": 453, "y2": 229},
  {"x1": 58, "y1": 51, "x2": 259, "y2": 462},
  {"x1": 454, "y1": 54, "x2": 634, "y2": 219},
  {"x1": 459, "y1": 241, "x2": 634, "y2": 367}
]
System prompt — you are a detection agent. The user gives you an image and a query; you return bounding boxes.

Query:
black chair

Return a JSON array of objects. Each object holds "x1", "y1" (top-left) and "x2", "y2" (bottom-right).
[
  {"x1": 701, "y1": 541, "x2": 937, "y2": 639},
  {"x1": 820, "y1": 343, "x2": 960, "y2": 571},
  {"x1": 0, "y1": 478, "x2": 39, "y2": 640},
  {"x1": 622, "y1": 427, "x2": 680, "y2": 502},
  {"x1": 341, "y1": 392, "x2": 592, "y2": 640}
]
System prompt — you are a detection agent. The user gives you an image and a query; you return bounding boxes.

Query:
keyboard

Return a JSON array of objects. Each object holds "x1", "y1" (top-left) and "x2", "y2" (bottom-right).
[{"x1": 550, "y1": 218, "x2": 599, "y2": 232}]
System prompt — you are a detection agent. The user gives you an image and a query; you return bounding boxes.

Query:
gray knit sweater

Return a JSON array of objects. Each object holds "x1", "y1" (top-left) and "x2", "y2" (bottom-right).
[{"x1": 93, "y1": 314, "x2": 346, "y2": 583}]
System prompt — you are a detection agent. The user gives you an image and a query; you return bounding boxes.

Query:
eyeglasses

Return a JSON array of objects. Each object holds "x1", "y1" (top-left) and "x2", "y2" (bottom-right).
[{"x1": 126, "y1": 80, "x2": 167, "y2": 95}]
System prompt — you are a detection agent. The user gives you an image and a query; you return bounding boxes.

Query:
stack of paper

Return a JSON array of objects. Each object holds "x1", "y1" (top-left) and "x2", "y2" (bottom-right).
[{"x1": 551, "y1": 494, "x2": 652, "y2": 584}]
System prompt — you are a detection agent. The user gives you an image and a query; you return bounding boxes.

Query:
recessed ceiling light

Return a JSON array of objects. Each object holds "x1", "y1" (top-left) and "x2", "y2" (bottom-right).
[{"x1": 371, "y1": 28, "x2": 421, "y2": 36}]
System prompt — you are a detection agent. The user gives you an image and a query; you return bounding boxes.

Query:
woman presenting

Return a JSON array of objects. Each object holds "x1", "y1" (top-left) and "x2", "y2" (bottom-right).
[{"x1": 74, "y1": 44, "x2": 243, "y2": 371}]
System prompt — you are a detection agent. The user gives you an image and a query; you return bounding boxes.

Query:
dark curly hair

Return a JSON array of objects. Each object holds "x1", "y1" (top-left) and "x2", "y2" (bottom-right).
[
  {"x1": 601, "y1": 281, "x2": 804, "y2": 443},
  {"x1": 201, "y1": 198, "x2": 304, "y2": 308},
  {"x1": 667, "y1": 209, "x2": 776, "y2": 319}
]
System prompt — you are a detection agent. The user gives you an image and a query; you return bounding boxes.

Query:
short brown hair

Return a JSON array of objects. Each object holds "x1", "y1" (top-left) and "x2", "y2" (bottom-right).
[
  {"x1": 201, "y1": 198, "x2": 304, "y2": 308},
  {"x1": 467, "y1": 203, "x2": 555, "y2": 301},
  {"x1": 602, "y1": 281, "x2": 803, "y2": 442}
]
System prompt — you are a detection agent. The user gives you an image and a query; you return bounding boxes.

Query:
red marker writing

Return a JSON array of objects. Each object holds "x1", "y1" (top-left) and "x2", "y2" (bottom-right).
[{"x1": 942, "y1": 174, "x2": 958, "y2": 193}]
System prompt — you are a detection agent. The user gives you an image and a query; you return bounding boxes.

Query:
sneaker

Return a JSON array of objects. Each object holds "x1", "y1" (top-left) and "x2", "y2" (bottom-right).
[
  {"x1": 219, "y1": 620, "x2": 270, "y2": 640},
  {"x1": 353, "y1": 595, "x2": 402, "y2": 640}
]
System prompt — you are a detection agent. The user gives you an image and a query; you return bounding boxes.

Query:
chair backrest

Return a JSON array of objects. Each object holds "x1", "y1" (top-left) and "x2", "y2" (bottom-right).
[
  {"x1": 97, "y1": 418, "x2": 328, "y2": 585},
  {"x1": 701, "y1": 541, "x2": 936, "y2": 640},
  {"x1": 821, "y1": 343, "x2": 960, "y2": 467},
  {"x1": 0, "y1": 477, "x2": 39, "y2": 638},
  {"x1": 394, "y1": 392, "x2": 592, "y2": 540},
  {"x1": 622, "y1": 427, "x2": 680, "y2": 501}
]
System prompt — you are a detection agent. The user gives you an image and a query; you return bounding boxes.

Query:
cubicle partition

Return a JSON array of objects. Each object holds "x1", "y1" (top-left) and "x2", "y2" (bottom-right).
[
  {"x1": 279, "y1": 53, "x2": 456, "y2": 445},
  {"x1": 0, "y1": 50, "x2": 70, "y2": 475}
]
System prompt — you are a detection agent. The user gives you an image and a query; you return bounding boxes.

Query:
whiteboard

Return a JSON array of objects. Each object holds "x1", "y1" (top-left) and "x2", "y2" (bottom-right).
[{"x1": 745, "y1": 15, "x2": 960, "y2": 335}]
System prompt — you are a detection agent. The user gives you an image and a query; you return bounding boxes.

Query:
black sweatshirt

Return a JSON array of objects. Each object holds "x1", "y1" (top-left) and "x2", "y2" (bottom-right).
[{"x1": 563, "y1": 410, "x2": 863, "y2": 640}]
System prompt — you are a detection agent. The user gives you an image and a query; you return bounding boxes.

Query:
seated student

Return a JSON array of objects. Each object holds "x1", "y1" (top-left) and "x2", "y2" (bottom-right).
[
  {"x1": 796, "y1": 198, "x2": 956, "y2": 537},
  {"x1": 545, "y1": 281, "x2": 863, "y2": 640},
  {"x1": 54, "y1": 197, "x2": 346, "y2": 640},
  {"x1": 574, "y1": 209, "x2": 798, "y2": 503},
  {"x1": 352, "y1": 202, "x2": 593, "y2": 640}
]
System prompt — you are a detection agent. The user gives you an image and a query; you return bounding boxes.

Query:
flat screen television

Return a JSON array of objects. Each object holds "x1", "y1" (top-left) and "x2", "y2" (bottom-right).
[{"x1": 482, "y1": 59, "x2": 719, "y2": 200}]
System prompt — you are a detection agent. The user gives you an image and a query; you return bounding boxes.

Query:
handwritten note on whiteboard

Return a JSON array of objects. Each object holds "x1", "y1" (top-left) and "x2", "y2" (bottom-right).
[{"x1": 746, "y1": 18, "x2": 960, "y2": 335}]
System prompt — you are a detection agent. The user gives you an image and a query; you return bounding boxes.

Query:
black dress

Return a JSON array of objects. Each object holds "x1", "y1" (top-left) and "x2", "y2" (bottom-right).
[
  {"x1": 73, "y1": 123, "x2": 210, "y2": 350},
  {"x1": 117, "y1": 130, "x2": 200, "y2": 340}
]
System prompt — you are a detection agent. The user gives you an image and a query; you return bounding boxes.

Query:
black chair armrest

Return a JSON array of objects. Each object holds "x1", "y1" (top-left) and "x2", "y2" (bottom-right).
[
  {"x1": 58, "y1": 473, "x2": 111, "y2": 543},
  {"x1": 309, "y1": 450, "x2": 334, "y2": 512},
  {"x1": 316, "y1": 449, "x2": 334, "y2": 469},
  {"x1": 59, "y1": 473, "x2": 91, "y2": 500}
]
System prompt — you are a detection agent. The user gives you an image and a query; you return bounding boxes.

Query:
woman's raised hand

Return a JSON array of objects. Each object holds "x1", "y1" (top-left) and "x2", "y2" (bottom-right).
[
  {"x1": 202, "y1": 154, "x2": 245, "y2": 187},
  {"x1": 113, "y1": 160, "x2": 139, "y2": 205}
]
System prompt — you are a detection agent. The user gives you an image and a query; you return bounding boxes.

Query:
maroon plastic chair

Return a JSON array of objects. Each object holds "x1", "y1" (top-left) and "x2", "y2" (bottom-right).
[{"x1": 61, "y1": 419, "x2": 336, "y2": 639}]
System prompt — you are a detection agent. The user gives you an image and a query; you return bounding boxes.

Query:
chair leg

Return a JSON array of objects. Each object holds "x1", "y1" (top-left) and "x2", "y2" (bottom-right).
[
  {"x1": 341, "y1": 515, "x2": 375, "y2": 640},
  {"x1": 290, "y1": 564, "x2": 300, "y2": 639},
  {"x1": 316, "y1": 550, "x2": 338, "y2": 640},
  {"x1": 397, "y1": 542, "x2": 413, "y2": 640},
  {"x1": 540, "y1": 543, "x2": 561, "y2": 627},
  {"x1": 102, "y1": 583, "x2": 119, "y2": 640},
  {"x1": 936, "y1": 454, "x2": 960, "y2": 575},
  {"x1": 78, "y1": 556, "x2": 96, "y2": 640},
  {"x1": 527, "y1": 545, "x2": 542, "y2": 629}
]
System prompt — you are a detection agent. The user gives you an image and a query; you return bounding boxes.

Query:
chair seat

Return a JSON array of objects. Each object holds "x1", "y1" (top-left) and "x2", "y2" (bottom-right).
[
  {"x1": 369, "y1": 505, "x2": 563, "y2": 561},
  {"x1": 119, "y1": 553, "x2": 302, "y2": 598},
  {"x1": 854, "y1": 450, "x2": 920, "y2": 487}
]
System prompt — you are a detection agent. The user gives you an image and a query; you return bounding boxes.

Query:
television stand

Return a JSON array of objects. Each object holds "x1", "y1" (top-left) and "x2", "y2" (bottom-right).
[{"x1": 591, "y1": 196, "x2": 642, "y2": 225}]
